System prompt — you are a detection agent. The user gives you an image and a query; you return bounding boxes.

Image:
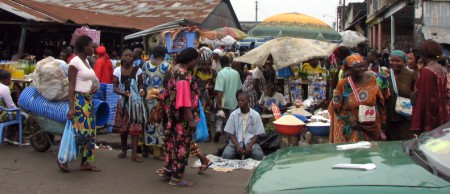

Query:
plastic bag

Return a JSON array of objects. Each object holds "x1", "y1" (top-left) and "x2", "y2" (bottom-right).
[
  {"x1": 195, "y1": 99, "x2": 209, "y2": 142},
  {"x1": 58, "y1": 120, "x2": 78, "y2": 163}
]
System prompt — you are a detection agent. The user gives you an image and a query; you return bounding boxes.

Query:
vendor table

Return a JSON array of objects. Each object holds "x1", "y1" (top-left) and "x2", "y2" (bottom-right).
[{"x1": 11, "y1": 78, "x2": 32, "y2": 101}]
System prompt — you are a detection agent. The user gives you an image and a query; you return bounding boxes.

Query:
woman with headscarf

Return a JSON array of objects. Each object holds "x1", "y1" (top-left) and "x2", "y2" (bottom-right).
[
  {"x1": 385, "y1": 50, "x2": 416, "y2": 140},
  {"x1": 93, "y1": 46, "x2": 113, "y2": 84},
  {"x1": 193, "y1": 48, "x2": 216, "y2": 142},
  {"x1": 411, "y1": 40, "x2": 449, "y2": 133},
  {"x1": 328, "y1": 54, "x2": 386, "y2": 143}
]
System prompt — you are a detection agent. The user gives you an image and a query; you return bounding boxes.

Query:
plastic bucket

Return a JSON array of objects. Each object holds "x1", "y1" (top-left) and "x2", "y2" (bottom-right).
[{"x1": 93, "y1": 99, "x2": 110, "y2": 126}]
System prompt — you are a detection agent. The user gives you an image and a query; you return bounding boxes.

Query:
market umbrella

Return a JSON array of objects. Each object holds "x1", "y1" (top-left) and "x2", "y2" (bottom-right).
[
  {"x1": 250, "y1": 13, "x2": 342, "y2": 42},
  {"x1": 340, "y1": 30, "x2": 367, "y2": 48},
  {"x1": 202, "y1": 35, "x2": 239, "y2": 47},
  {"x1": 204, "y1": 31, "x2": 226, "y2": 40},
  {"x1": 234, "y1": 37, "x2": 338, "y2": 70},
  {"x1": 214, "y1": 27, "x2": 247, "y2": 40}
]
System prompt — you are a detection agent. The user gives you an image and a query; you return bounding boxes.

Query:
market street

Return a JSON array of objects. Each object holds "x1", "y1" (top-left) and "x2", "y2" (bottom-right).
[{"x1": 0, "y1": 134, "x2": 250, "y2": 194}]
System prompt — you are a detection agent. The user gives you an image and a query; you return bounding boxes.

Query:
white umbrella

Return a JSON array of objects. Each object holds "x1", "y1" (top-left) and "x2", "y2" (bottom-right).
[
  {"x1": 340, "y1": 30, "x2": 367, "y2": 48},
  {"x1": 202, "y1": 35, "x2": 239, "y2": 47},
  {"x1": 234, "y1": 37, "x2": 338, "y2": 70}
]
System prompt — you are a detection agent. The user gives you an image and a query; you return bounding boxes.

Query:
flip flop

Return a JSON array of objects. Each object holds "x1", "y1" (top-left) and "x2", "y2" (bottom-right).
[
  {"x1": 198, "y1": 161, "x2": 213, "y2": 174},
  {"x1": 79, "y1": 164, "x2": 101, "y2": 172},
  {"x1": 56, "y1": 160, "x2": 69, "y2": 173},
  {"x1": 131, "y1": 155, "x2": 144, "y2": 163},
  {"x1": 155, "y1": 169, "x2": 171, "y2": 180},
  {"x1": 169, "y1": 180, "x2": 194, "y2": 187}
]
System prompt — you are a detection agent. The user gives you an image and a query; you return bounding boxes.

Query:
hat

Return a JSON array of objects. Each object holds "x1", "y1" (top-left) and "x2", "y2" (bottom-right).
[
  {"x1": 345, "y1": 54, "x2": 363, "y2": 68},
  {"x1": 213, "y1": 49, "x2": 223, "y2": 56},
  {"x1": 96, "y1": 46, "x2": 106, "y2": 54}
]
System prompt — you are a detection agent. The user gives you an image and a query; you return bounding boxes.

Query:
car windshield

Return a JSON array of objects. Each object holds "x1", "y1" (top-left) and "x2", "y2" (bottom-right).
[{"x1": 418, "y1": 127, "x2": 450, "y2": 178}]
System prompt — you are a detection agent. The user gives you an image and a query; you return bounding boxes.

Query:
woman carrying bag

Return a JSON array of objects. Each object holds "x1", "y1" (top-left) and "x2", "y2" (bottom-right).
[
  {"x1": 58, "y1": 35, "x2": 100, "y2": 172},
  {"x1": 385, "y1": 50, "x2": 416, "y2": 140},
  {"x1": 328, "y1": 54, "x2": 386, "y2": 143}
]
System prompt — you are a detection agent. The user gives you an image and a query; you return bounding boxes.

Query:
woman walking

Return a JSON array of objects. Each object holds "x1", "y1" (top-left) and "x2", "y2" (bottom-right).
[
  {"x1": 58, "y1": 35, "x2": 100, "y2": 172},
  {"x1": 328, "y1": 54, "x2": 386, "y2": 143},
  {"x1": 113, "y1": 49, "x2": 146, "y2": 162},
  {"x1": 160, "y1": 48, "x2": 200, "y2": 187}
]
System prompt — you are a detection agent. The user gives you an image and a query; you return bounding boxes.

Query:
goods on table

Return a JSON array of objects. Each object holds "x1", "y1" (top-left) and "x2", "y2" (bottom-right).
[
  {"x1": 31, "y1": 57, "x2": 68, "y2": 101},
  {"x1": 306, "y1": 110, "x2": 331, "y2": 137},
  {"x1": 273, "y1": 114, "x2": 305, "y2": 135},
  {"x1": 273, "y1": 115, "x2": 305, "y2": 126},
  {"x1": 290, "y1": 106, "x2": 313, "y2": 117}
]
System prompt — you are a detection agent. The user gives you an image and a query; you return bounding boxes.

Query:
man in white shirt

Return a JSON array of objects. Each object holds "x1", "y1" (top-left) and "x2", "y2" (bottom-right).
[{"x1": 222, "y1": 92, "x2": 265, "y2": 160}]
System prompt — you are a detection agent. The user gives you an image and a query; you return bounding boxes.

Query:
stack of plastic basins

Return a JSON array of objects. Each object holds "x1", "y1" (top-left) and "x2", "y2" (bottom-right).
[
  {"x1": 19, "y1": 86, "x2": 110, "y2": 126},
  {"x1": 105, "y1": 84, "x2": 120, "y2": 133}
]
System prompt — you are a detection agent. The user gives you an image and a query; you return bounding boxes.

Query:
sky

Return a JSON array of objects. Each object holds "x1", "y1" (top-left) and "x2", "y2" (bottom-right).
[{"x1": 230, "y1": 0, "x2": 364, "y2": 29}]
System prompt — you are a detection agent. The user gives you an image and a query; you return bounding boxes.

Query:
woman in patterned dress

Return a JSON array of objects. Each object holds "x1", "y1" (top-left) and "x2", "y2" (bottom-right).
[
  {"x1": 159, "y1": 48, "x2": 200, "y2": 187},
  {"x1": 142, "y1": 46, "x2": 170, "y2": 159},
  {"x1": 59, "y1": 35, "x2": 100, "y2": 172},
  {"x1": 113, "y1": 49, "x2": 146, "y2": 162},
  {"x1": 193, "y1": 48, "x2": 216, "y2": 142},
  {"x1": 328, "y1": 54, "x2": 386, "y2": 143}
]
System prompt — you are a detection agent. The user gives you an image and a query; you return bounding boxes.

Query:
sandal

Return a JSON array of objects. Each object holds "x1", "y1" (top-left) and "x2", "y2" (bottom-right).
[
  {"x1": 198, "y1": 160, "x2": 213, "y2": 174},
  {"x1": 56, "y1": 160, "x2": 69, "y2": 173},
  {"x1": 169, "y1": 179, "x2": 194, "y2": 187},
  {"x1": 117, "y1": 152, "x2": 127, "y2": 158},
  {"x1": 155, "y1": 169, "x2": 171, "y2": 180},
  {"x1": 79, "y1": 163, "x2": 101, "y2": 172},
  {"x1": 131, "y1": 155, "x2": 144, "y2": 163}
]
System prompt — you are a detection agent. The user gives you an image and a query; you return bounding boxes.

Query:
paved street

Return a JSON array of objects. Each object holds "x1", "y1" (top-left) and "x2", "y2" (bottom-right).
[{"x1": 0, "y1": 134, "x2": 251, "y2": 194}]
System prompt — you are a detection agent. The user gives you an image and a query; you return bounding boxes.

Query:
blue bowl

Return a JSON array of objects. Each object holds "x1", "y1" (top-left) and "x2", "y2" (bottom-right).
[{"x1": 306, "y1": 124, "x2": 330, "y2": 137}]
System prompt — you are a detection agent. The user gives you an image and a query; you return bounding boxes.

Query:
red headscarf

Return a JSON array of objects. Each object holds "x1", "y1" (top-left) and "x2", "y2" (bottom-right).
[
  {"x1": 94, "y1": 46, "x2": 113, "y2": 84},
  {"x1": 96, "y1": 46, "x2": 110, "y2": 60}
]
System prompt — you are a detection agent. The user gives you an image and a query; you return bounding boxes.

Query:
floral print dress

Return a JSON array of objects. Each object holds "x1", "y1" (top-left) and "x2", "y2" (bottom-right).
[
  {"x1": 161, "y1": 68, "x2": 200, "y2": 181},
  {"x1": 328, "y1": 76, "x2": 386, "y2": 143}
]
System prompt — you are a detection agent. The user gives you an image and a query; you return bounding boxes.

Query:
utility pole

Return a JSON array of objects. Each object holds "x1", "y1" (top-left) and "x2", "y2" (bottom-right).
[
  {"x1": 342, "y1": 0, "x2": 346, "y2": 31},
  {"x1": 255, "y1": 1, "x2": 258, "y2": 22}
]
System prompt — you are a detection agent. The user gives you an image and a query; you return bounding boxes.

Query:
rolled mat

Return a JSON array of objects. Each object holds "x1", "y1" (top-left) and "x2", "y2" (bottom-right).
[{"x1": 19, "y1": 86, "x2": 110, "y2": 126}]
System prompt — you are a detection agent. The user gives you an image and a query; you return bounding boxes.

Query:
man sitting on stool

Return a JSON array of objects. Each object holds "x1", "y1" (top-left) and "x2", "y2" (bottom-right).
[{"x1": 222, "y1": 92, "x2": 265, "y2": 160}]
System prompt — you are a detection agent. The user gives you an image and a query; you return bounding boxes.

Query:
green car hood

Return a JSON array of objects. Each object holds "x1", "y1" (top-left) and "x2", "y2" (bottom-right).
[{"x1": 249, "y1": 142, "x2": 450, "y2": 193}]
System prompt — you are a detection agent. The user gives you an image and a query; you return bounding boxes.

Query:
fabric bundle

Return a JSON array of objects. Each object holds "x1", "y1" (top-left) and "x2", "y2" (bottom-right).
[{"x1": 31, "y1": 57, "x2": 69, "y2": 101}]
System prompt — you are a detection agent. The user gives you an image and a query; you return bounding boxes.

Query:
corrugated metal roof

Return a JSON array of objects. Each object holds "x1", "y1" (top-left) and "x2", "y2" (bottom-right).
[
  {"x1": 423, "y1": 1, "x2": 450, "y2": 28},
  {"x1": 0, "y1": 0, "x2": 223, "y2": 30},
  {"x1": 124, "y1": 18, "x2": 200, "y2": 40},
  {"x1": 32, "y1": 0, "x2": 220, "y2": 24}
]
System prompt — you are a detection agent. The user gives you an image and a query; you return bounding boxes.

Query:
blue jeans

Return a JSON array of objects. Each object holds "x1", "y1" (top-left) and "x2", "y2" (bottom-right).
[{"x1": 222, "y1": 141, "x2": 264, "y2": 161}]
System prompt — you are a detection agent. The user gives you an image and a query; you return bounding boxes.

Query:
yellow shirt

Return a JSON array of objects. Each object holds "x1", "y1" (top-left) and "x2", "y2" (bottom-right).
[{"x1": 302, "y1": 63, "x2": 327, "y2": 74}]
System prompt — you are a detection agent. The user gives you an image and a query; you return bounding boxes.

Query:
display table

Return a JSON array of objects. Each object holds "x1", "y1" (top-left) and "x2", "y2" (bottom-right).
[{"x1": 11, "y1": 78, "x2": 32, "y2": 102}]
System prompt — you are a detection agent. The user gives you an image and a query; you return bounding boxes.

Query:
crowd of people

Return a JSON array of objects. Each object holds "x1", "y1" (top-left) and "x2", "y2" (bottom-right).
[
  {"x1": 1, "y1": 33, "x2": 449, "y2": 187},
  {"x1": 45, "y1": 35, "x2": 270, "y2": 187},
  {"x1": 328, "y1": 40, "x2": 450, "y2": 144}
]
